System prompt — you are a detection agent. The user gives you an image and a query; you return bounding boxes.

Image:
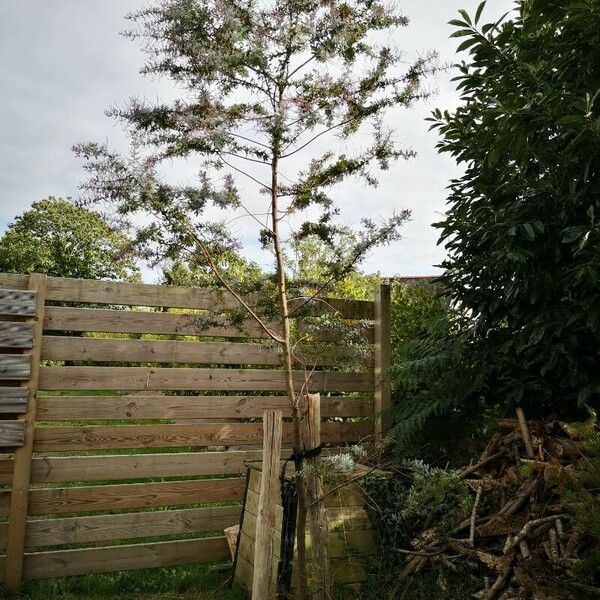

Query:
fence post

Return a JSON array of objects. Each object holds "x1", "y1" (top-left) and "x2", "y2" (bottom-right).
[
  {"x1": 252, "y1": 410, "x2": 283, "y2": 599},
  {"x1": 374, "y1": 282, "x2": 391, "y2": 438},
  {"x1": 303, "y1": 392, "x2": 331, "y2": 599},
  {"x1": 4, "y1": 273, "x2": 47, "y2": 589}
]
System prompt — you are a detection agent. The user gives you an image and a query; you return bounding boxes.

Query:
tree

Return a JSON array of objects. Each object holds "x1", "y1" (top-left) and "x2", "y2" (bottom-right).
[
  {"x1": 0, "y1": 197, "x2": 138, "y2": 280},
  {"x1": 75, "y1": 1, "x2": 433, "y2": 596},
  {"x1": 431, "y1": 0, "x2": 600, "y2": 417}
]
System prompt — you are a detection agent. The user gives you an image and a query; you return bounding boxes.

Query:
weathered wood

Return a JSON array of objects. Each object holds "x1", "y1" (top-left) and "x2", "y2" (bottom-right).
[
  {"x1": 0, "y1": 421, "x2": 25, "y2": 446},
  {"x1": 43, "y1": 306, "x2": 277, "y2": 339},
  {"x1": 0, "y1": 355, "x2": 30, "y2": 380},
  {"x1": 0, "y1": 388, "x2": 28, "y2": 414},
  {"x1": 25, "y1": 478, "x2": 246, "y2": 516},
  {"x1": 0, "y1": 447, "x2": 345, "y2": 485},
  {"x1": 38, "y1": 365, "x2": 373, "y2": 392},
  {"x1": 0, "y1": 273, "x2": 373, "y2": 319},
  {"x1": 0, "y1": 323, "x2": 33, "y2": 349},
  {"x1": 5, "y1": 273, "x2": 47, "y2": 590},
  {"x1": 41, "y1": 336, "x2": 284, "y2": 366},
  {"x1": 40, "y1": 335, "x2": 357, "y2": 367},
  {"x1": 5, "y1": 506, "x2": 240, "y2": 549},
  {"x1": 252, "y1": 411, "x2": 283, "y2": 600},
  {"x1": 33, "y1": 422, "x2": 369, "y2": 451},
  {"x1": 22, "y1": 536, "x2": 230, "y2": 580},
  {"x1": 43, "y1": 306, "x2": 373, "y2": 343},
  {"x1": 373, "y1": 283, "x2": 392, "y2": 437},
  {"x1": 0, "y1": 289, "x2": 36, "y2": 317},
  {"x1": 246, "y1": 476, "x2": 365, "y2": 509},
  {"x1": 304, "y1": 393, "x2": 331, "y2": 599},
  {"x1": 36, "y1": 394, "x2": 372, "y2": 420}
]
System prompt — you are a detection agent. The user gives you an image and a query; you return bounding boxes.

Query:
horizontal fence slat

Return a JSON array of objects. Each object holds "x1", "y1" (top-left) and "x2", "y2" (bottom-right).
[
  {"x1": 0, "y1": 273, "x2": 373, "y2": 319},
  {"x1": 0, "y1": 323, "x2": 33, "y2": 349},
  {"x1": 30, "y1": 450, "x2": 265, "y2": 483},
  {"x1": 0, "y1": 289, "x2": 37, "y2": 317},
  {"x1": 22, "y1": 536, "x2": 230, "y2": 580},
  {"x1": 0, "y1": 355, "x2": 30, "y2": 380},
  {"x1": 36, "y1": 394, "x2": 372, "y2": 420},
  {"x1": 41, "y1": 336, "x2": 283, "y2": 366},
  {"x1": 0, "y1": 387, "x2": 28, "y2": 413},
  {"x1": 0, "y1": 420, "x2": 25, "y2": 446},
  {"x1": 33, "y1": 422, "x2": 369, "y2": 451},
  {"x1": 43, "y1": 306, "x2": 275, "y2": 339},
  {"x1": 38, "y1": 366, "x2": 373, "y2": 392},
  {"x1": 25, "y1": 478, "x2": 246, "y2": 516},
  {"x1": 19, "y1": 506, "x2": 241, "y2": 549},
  {"x1": 40, "y1": 336, "x2": 358, "y2": 367}
]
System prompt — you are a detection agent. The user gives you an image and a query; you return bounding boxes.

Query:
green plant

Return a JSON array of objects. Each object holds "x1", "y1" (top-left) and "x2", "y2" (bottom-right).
[
  {"x1": 388, "y1": 283, "x2": 486, "y2": 458},
  {"x1": 430, "y1": 0, "x2": 600, "y2": 416},
  {"x1": 0, "y1": 197, "x2": 138, "y2": 280}
]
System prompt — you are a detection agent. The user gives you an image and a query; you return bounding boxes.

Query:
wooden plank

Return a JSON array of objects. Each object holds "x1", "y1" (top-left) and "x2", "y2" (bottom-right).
[
  {"x1": 33, "y1": 422, "x2": 370, "y2": 451},
  {"x1": 0, "y1": 289, "x2": 36, "y2": 317},
  {"x1": 38, "y1": 366, "x2": 373, "y2": 393},
  {"x1": 43, "y1": 306, "x2": 276, "y2": 339},
  {"x1": 0, "y1": 459, "x2": 13, "y2": 485},
  {"x1": 28, "y1": 450, "x2": 265, "y2": 483},
  {"x1": 252, "y1": 411, "x2": 283, "y2": 599},
  {"x1": 0, "y1": 323, "x2": 33, "y2": 349},
  {"x1": 0, "y1": 273, "x2": 373, "y2": 319},
  {"x1": 0, "y1": 355, "x2": 30, "y2": 380},
  {"x1": 19, "y1": 506, "x2": 241, "y2": 549},
  {"x1": 0, "y1": 447, "x2": 344, "y2": 485},
  {"x1": 26, "y1": 478, "x2": 246, "y2": 516},
  {"x1": 36, "y1": 394, "x2": 372, "y2": 420},
  {"x1": 5, "y1": 273, "x2": 47, "y2": 589},
  {"x1": 0, "y1": 273, "x2": 375, "y2": 320},
  {"x1": 303, "y1": 393, "x2": 330, "y2": 597},
  {"x1": 0, "y1": 421, "x2": 25, "y2": 446},
  {"x1": 0, "y1": 388, "x2": 28, "y2": 413},
  {"x1": 40, "y1": 336, "x2": 356, "y2": 367},
  {"x1": 22, "y1": 536, "x2": 230, "y2": 580},
  {"x1": 374, "y1": 283, "x2": 391, "y2": 437},
  {"x1": 41, "y1": 336, "x2": 283, "y2": 366}
]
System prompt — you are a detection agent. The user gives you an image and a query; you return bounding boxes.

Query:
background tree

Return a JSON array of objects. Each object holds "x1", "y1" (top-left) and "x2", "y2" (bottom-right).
[
  {"x1": 75, "y1": 1, "x2": 434, "y2": 595},
  {"x1": 431, "y1": 0, "x2": 600, "y2": 418},
  {"x1": 0, "y1": 197, "x2": 138, "y2": 280}
]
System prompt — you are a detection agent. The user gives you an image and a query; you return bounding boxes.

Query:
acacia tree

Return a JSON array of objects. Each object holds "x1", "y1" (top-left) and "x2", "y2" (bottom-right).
[{"x1": 75, "y1": 0, "x2": 432, "y2": 596}]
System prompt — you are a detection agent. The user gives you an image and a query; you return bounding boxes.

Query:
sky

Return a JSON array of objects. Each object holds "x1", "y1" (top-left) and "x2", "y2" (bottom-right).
[{"x1": 0, "y1": 0, "x2": 513, "y2": 281}]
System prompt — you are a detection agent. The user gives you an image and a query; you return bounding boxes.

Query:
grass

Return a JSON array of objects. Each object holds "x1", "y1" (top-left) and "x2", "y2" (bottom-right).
[{"x1": 0, "y1": 564, "x2": 247, "y2": 600}]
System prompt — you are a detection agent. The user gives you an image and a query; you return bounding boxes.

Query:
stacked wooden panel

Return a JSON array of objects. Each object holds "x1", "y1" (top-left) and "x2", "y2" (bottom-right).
[
  {"x1": 235, "y1": 463, "x2": 377, "y2": 594},
  {"x1": 0, "y1": 273, "x2": 375, "y2": 585}
]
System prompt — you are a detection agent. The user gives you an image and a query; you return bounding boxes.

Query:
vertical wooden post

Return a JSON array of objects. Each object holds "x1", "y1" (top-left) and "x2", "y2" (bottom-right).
[
  {"x1": 304, "y1": 392, "x2": 331, "y2": 599},
  {"x1": 5, "y1": 273, "x2": 47, "y2": 589},
  {"x1": 252, "y1": 410, "x2": 283, "y2": 600},
  {"x1": 374, "y1": 282, "x2": 392, "y2": 438}
]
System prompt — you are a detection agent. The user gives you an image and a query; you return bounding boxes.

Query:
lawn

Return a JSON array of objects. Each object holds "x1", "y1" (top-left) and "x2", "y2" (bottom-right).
[{"x1": 0, "y1": 564, "x2": 247, "y2": 600}]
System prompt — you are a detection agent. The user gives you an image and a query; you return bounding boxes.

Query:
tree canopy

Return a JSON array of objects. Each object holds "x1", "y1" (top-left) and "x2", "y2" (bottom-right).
[
  {"x1": 0, "y1": 198, "x2": 138, "y2": 280},
  {"x1": 431, "y1": 0, "x2": 600, "y2": 415}
]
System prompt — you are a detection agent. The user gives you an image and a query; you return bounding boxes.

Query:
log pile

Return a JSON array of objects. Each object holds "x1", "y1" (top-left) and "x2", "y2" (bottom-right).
[{"x1": 397, "y1": 412, "x2": 600, "y2": 599}]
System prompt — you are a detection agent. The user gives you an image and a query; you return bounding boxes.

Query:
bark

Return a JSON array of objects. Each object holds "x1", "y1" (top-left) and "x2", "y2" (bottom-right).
[{"x1": 270, "y1": 152, "x2": 309, "y2": 600}]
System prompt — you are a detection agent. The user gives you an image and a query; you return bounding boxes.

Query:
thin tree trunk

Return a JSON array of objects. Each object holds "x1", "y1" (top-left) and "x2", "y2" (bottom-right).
[{"x1": 270, "y1": 153, "x2": 309, "y2": 600}]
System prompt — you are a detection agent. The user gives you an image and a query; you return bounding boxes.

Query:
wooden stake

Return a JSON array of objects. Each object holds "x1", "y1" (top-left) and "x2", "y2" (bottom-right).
[
  {"x1": 374, "y1": 283, "x2": 391, "y2": 438},
  {"x1": 304, "y1": 393, "x2": 331, "y2": 599},
  {"x1": 5, "y1": 273, "x2": 47, "y2": 589},
  {"x1": 516, "y1": 407, "x2": 535, "y2": 459},
  {"x1": 252, "y1": 410, "x2": 283, "y2": 600}
]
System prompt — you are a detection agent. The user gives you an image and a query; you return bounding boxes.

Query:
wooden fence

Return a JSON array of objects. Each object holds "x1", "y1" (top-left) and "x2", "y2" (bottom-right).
[{"x1": 0, "y1": 273, "x2": 390, "y2": 589}]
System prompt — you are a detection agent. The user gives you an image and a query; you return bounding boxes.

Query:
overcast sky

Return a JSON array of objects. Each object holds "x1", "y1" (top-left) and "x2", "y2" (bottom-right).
[{"x1": 0, "y1": 0, "x2": 513, "y2": 281}]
